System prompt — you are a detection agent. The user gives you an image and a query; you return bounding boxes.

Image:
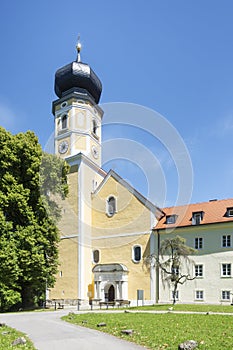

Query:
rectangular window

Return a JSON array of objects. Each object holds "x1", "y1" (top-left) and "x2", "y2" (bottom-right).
[
  {"x1": 195, "y1": 237, "x2": 203, "y2": 249},
  {"x1": 221, "y1": 263, "x2": 231, "y2": 277},
  {"x1": 195, "y1": 264, "x2": 203, "y2": 277},
  {"x1": 222, "y1": 290, "x2": 231, "y2": 300},
  {"x1": 171, "y1": 266, "x2": 179, "y2": 275},
  {"x1": 222, "y1": 235, "x2": 231, "y2": 248},
  {"x1": 171, "y1": 290, "x2": 179, "y2": 300},
  {"x1": 195, "y1": 290, "x2": 204, "y2": 300}
]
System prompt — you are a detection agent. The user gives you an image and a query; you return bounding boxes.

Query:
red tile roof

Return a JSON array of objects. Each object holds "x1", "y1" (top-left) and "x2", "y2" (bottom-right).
[{"x1": 155, "y1": 198, "x2": 233, "y2": 230}]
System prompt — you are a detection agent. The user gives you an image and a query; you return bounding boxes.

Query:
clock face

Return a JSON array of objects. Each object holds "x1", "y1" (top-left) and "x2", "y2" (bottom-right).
[
  {"x1": 58, "y1": 140, "x2": 69, "y2": 154},
  {"x1": 92, "y1": 145, "x2": 99, "y2": 159}
]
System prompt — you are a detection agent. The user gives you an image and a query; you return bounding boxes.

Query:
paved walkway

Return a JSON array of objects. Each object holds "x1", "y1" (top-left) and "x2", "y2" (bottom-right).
[{"x1": 0, "y1": 310, "x2": 147, "y2": 350}]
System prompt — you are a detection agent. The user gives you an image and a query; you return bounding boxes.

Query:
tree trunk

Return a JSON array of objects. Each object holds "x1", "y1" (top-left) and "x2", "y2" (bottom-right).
[{"x1": 21, "y1": 285, "x2": 35, "y2": 309}]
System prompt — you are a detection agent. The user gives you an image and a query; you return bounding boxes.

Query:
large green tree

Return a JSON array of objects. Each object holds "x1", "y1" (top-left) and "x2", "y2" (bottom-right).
[{"x1": 0, "y1": 127, "x2": 69, "y2": 310}]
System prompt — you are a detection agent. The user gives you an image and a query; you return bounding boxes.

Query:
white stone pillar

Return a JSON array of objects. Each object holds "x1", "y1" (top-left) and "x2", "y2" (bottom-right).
[{"x1": 116, "y1": 282, "x2": 120, "y2": 299}]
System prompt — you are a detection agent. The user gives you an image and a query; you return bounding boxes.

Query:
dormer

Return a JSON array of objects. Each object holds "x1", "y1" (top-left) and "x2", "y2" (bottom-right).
[
  {"x1": 226, "y1": 207, "x2": 233, "y2": 217},
  {"x1": 165, "y1": 214, "x2": 177, "y2": 224},
  {"x1": 192, "y1": 211, "x2": 204, "y2": 225}
]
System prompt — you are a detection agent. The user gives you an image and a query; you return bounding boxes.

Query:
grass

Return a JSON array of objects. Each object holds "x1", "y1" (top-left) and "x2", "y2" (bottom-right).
[
  {"x1": 0, "y1": 324, "x2": 35, "y2": 349},
  {"x1": 63, "y1": 309, "x2": 233, "y2": 349},
  {"x1": 130, "y1": 303, "x2": 233, "y2": 313}
]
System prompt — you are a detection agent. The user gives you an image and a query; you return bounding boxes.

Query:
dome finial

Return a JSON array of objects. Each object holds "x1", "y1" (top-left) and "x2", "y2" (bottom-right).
[{"x1": 76, "y1": 34, "x2": 82, "y2": 62}]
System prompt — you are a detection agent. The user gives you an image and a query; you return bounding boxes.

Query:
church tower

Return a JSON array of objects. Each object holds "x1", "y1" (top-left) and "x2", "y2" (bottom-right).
[
  {"x1": 52, "y1": 39, "x2": 103, "y2": 167},
  {"x1": 50, "y1": 40, "x2": 105, "y2": 304}
]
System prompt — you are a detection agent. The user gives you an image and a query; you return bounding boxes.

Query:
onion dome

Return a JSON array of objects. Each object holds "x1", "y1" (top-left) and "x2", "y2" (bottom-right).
[{"x1": 54, "y1": 39, "x2": 102, "y2": 104}]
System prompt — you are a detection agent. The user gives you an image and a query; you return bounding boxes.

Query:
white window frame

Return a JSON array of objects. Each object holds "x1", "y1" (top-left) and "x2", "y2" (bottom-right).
[
  {"x1": 221, "y1": 290, "x2": 231, "y2": 301},
  {"x1": 60, "y1": 101, "x2": 68, "y2": 108},
  {"x1": 194, "y1": 237, "x2": 203, "y2": 249},
  {"x1": 222, "y1": 235, "x2": 231, "y2": 248},
  {"x1": 132, "y1": 245, "x2": 142, "y2": 263},
  {"x1": 195, "y1": 290, "x2": 204, "y2": 300},
  {"x1": 106, "y1": 196, "x2": 117, "y2": 217},
  {"x1": 195, "y1": 264, "x2": 203, "y2": 278},
  {"x1": 221, "y1": 263, "x2": 232, "y2": 277}
]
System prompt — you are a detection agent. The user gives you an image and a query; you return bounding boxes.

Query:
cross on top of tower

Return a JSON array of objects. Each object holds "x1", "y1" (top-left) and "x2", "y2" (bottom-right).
[{"x1": 76, "y1": 34, "x2": 82, "y2": 62}]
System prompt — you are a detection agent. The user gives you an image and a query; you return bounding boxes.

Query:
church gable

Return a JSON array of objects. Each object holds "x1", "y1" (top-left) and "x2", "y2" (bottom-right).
[{"x1": 92, "y1": 169, "x2": 162, "y2": 237}]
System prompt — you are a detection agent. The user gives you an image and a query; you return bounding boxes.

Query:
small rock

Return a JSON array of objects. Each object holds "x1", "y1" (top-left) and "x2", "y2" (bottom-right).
[
  {"x1": 12, "y1": 337, "x2": 27, "y2": 346},
  {"x1": 82, "y1": 320, "x2": 88, "y2": 324},
  {"x1": 2, "y1": 331, "x2": 9, "y2": 335},
  {"x1": 178, "y1": 340, "x2": 198, "y2": 350},
  {"x1": 97, "y1": 322, "x2": 106, "y2": 327},
  {"x1": 124, "y1": 310, "x2": 130, "y2": 313},
  {"x1": 121, "y1": 329, "x2": 134, "y2": 336},
  {"x1": 0, "y1": 323, "x2": 6, "y2": 327}
]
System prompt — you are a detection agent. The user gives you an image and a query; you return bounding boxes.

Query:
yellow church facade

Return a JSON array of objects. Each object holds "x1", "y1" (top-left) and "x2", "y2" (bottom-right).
[
  {"x1": 48, "y1": 41, "x2": 233, "y2": 307},
  {"x1": 48, "y1": 42, "x2": 163, "y2": 307}
]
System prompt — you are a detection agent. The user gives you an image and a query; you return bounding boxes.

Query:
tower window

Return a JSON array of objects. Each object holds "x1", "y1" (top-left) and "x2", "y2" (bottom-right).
[
  {"x1": 92, "y1": 120, "x2": 97, "y2": 135},
  {"x1": 107, "y1": 196, "x2": 116, "y2": 217},
  {"x1": 132, "y1": 245, "x2": 142, "y2": 263},
  {"x1": 61, "y1": 114, "x2": 68, "y2": 129},
  {"x1": 61, "y1": 101, "x2": 68, "y2": 108},
  {"x1": 93, "y1": 250, "x2": 100, "y2": 264}
]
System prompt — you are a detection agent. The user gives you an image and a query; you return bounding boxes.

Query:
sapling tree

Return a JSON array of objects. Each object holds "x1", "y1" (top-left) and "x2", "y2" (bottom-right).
[
  {"x1": 145, "y1": 235, "x2": 196, "y2": 304},
  {"x1": 159, "y1": 236, "x2": 196, "y2": 304}
]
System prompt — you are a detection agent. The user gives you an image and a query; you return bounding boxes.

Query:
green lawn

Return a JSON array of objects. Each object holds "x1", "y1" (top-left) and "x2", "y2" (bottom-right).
[
  {"x1": 130, "y1": 303, "x2": 233, "y2": 313},
  {"x1": 0, "y1": 324, "x2": 35, "y2": 350},
  {"x1": 63, "y1": 310, "x2": 233, "y2": 349}
]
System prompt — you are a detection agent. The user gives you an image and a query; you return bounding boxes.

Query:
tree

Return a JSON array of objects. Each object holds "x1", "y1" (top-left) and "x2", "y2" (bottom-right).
[
  {"x1": 0, "y1": 127, "x2": 69, "y2": 310},
  {"x1": 159, "y1": 236, "x2": 196, "y2": 304},
  {"x1": 145, "y1": 235, "x2": 196, "y2": 305}
]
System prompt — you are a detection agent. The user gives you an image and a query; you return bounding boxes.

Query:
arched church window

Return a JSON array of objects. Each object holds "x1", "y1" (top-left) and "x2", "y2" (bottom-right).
[
  {"x1": 107, "y1": 196, "x2": 116, "y2": 217},
  {"x1": 93, "y1": 250, "x2": 100, "y2": 264},
  {"x1": 61, "y1": 114, "x2": 68, "y2": 129},
  {"x1": 92, "y1": 119, "x2": 97, "y2": 135},
  {"x1": 132, "y1": 245, "x2": 142, "y2": 263}
]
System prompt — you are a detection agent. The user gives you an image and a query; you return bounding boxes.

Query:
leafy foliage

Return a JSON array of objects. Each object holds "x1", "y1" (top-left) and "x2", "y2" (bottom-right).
[{"x1": 0, "y1": 127, "x2": 69, "y2": 310}]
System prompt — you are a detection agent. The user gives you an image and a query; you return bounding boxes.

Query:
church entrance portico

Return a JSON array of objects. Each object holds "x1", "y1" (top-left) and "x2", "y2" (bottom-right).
[{"x1": 92, "y1": 263, "x2": 129, "y2": 301}]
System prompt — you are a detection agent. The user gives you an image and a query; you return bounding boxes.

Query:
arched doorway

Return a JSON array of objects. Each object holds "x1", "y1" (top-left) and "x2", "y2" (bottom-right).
[
  {"x1": 108, "y1": 285, "x2": 115, "y2": 301},
  {"x1": 104, "y1": 284, "x2": 115, "y2": 302}
]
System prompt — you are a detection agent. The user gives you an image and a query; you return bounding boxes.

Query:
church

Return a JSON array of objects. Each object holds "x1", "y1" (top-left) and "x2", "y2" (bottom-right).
[{"x1": 49, "y1": 42, "x2": 233, "y2": 307}]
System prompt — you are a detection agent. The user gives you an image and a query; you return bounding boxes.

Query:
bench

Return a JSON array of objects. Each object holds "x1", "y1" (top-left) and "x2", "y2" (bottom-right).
[
  {"x1": 99, "y1": 301, "x2": 115, "y2": 309},
  {"x1": 45, "y1": 300, "x2": 64, "y2": 310},
  {"x1": 116, "y1": 300, "x2": 131, "y2": 308}
]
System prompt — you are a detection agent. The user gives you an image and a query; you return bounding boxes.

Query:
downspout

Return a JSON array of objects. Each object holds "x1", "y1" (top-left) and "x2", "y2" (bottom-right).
[{"x1": 156, "y1": 230, "x2": 160, "y2": 304}]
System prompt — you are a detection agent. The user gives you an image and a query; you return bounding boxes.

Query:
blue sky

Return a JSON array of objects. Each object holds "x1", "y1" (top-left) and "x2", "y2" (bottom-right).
[{"x1": 1, "y1": 0, "x2": 233, "y2": 207}]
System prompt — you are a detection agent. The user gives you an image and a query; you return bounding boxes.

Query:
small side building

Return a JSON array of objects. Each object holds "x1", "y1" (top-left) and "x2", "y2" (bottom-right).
[{"x1": 154, "y1": 198, "x2": 233, "y2": 304}]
